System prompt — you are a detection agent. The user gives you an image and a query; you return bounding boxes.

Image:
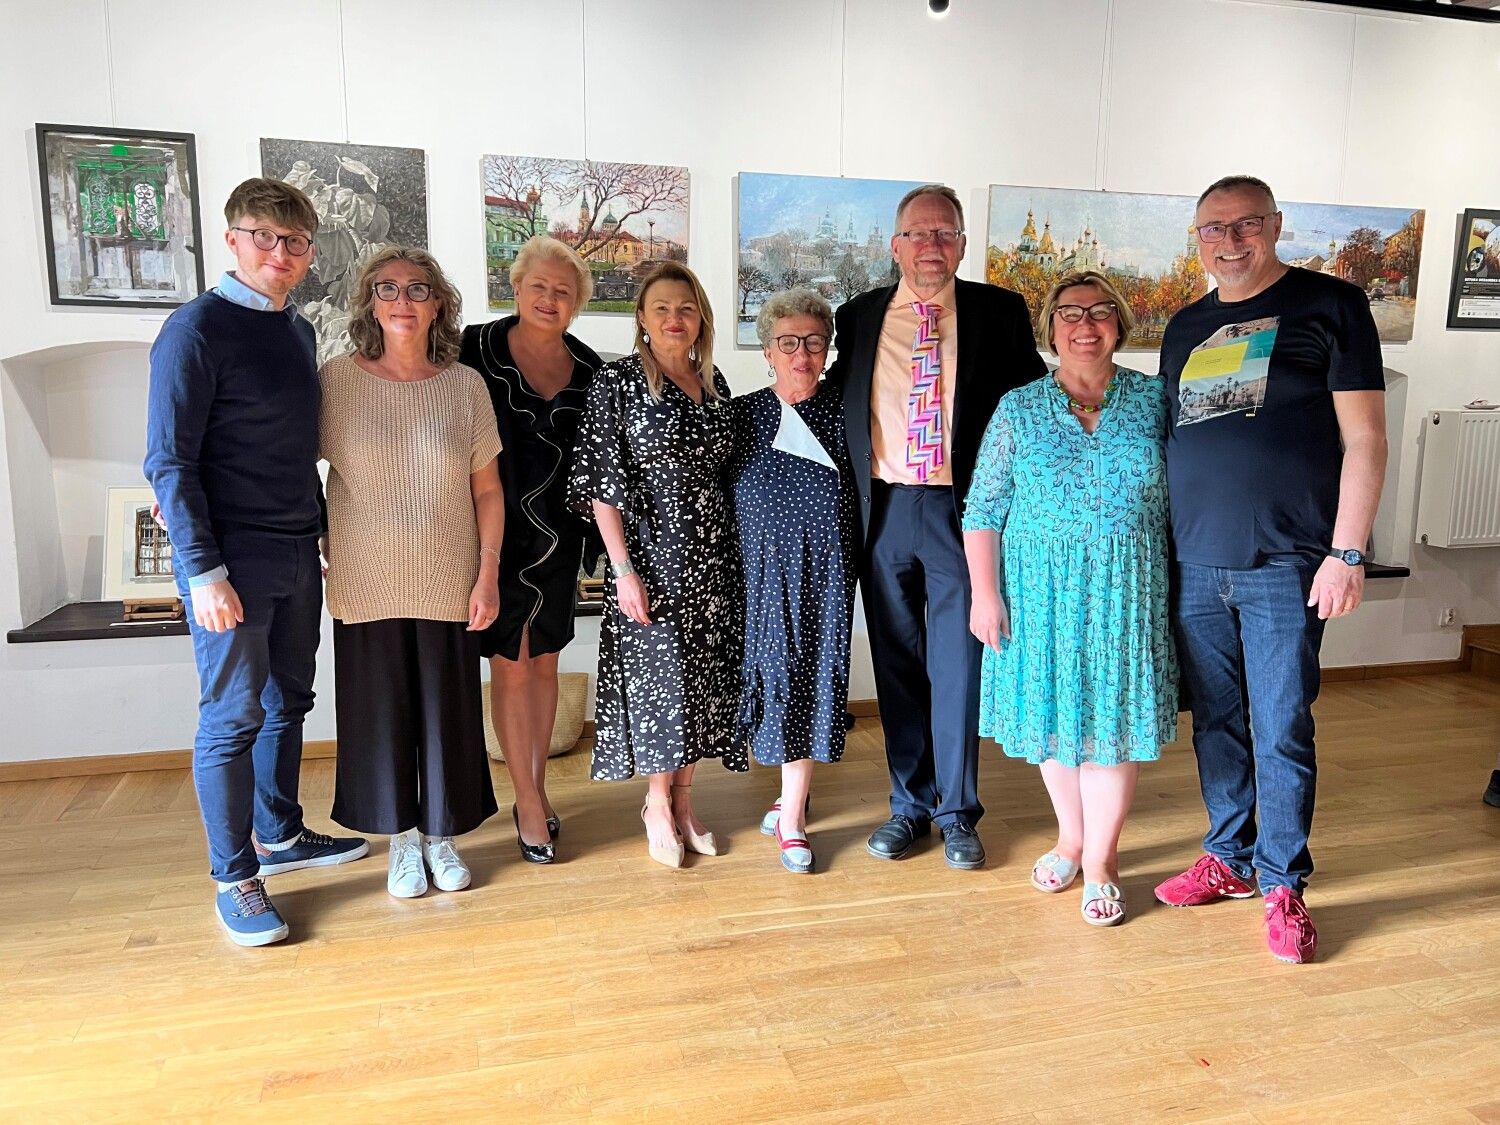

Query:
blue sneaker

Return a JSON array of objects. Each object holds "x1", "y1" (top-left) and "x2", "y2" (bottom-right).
[
  {"x1": 258, "y1": 828, "x2": 369, "y2": 876},
  {"x1": 216, "y1": 879, "x2": 290, "y2": 947}
]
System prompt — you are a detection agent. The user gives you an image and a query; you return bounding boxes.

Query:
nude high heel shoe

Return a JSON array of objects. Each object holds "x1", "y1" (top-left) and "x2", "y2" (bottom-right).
[
  {"x1": 642, "y1": 793, "x2": 684, "y2": 868},
  {"x1": 672, "y1": 783, "x2": 719, "y2": 856}
]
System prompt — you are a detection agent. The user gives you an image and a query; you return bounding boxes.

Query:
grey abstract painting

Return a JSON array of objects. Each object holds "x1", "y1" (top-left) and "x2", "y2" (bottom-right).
[{"x1": 260, "y1": 138, "x2": 429, "y2": 364}]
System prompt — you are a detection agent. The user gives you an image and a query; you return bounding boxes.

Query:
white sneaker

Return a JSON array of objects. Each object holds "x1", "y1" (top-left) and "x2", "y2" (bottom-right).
[
  {"x1": 388, "y1": 831, "x2": 427, "y2": 898},
  {"x1": 422, "y1": 835, "x2": 471, "y2": 892}
]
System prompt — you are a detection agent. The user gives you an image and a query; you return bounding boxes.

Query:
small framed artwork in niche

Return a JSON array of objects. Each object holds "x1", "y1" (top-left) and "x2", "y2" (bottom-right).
[
  {"x1": 103, "y1": 487, "x2": 176, "y2": 602},
  {"x1": 36, "y1": 123, "x2": 205, "y2": 309}
]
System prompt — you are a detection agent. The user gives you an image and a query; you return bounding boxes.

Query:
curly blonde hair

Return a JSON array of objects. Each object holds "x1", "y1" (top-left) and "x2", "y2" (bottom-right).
[{"x1": 348, "y1": 246, "x2": 463, "y2": 365}]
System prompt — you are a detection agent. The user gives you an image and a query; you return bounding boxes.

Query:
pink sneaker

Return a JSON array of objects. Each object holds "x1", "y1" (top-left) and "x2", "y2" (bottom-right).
[
  {"x1": 1264, "y1": 887, "x2": 1318, "y2": 963},
  {"x1": 1154, "y1": 854, "x2": 1256, "y2": 907}
]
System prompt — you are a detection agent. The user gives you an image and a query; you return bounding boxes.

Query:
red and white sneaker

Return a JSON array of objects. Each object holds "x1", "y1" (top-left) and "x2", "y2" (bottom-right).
[
  {"x1": 1154, "y1": 853, "x2": 1257, "y2": 907},
  {"x1": 1264, "y1": 887, "x2": 1318, "y2": 964}
]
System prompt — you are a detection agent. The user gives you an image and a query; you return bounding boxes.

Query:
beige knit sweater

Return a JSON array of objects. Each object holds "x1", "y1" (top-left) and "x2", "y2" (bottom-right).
[{"x1": 319, "y1": 355, "x2": 502, "y2": 624}]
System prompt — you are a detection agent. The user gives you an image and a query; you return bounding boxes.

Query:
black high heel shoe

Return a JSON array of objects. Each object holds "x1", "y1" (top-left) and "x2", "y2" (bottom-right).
[
  {"x1": 546, "y1": 814, "x2": 561, "y2": 842},
  {"x1": 513, "y1": 804, "x2": 555, "y2": 864}
]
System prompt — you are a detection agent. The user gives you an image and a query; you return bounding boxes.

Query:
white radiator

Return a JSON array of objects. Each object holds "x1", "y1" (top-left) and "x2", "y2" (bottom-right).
[{"x1": 1416, "y1": 410, "x2": 1500, "y2": 548}]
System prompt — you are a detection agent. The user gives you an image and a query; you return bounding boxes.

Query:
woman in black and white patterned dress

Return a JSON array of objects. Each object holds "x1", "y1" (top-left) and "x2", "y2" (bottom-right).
[{"x1": 568, "y1": 262, "x2": 744, "y2": 868}]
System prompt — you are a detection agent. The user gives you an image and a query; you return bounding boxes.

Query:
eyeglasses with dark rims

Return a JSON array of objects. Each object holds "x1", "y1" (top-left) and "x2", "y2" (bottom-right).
[
  {"x1": 1053, "y1": 301, "x2": 1118, "y2": 323},
  {"x1": 1193, "y1": 213, "x2": 1278, "y2": 244},
  {"x1": 231, "y1": 227, "x2": 313, "y2": 256},
  {"x1": 894, "y1": 228, "x2": 964, "y2": 245},
  {"x1": 771, "y1": 333, "x2": 829, "y2": 355},
  {"x1": 372, "y1": 281, "x2": 434, "y2": 303}
]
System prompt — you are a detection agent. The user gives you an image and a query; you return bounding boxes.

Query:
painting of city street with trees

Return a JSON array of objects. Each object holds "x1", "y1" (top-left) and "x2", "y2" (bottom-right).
[
  {"x1": 1276, "y1": 200, "x2": 1424, "y2": 343},
  {"x1": 483, "y1": 154, "x2": 689, "y2": 314},
  {"x1": 735, "y1": 171, "x2": 925, "y2": 346}
]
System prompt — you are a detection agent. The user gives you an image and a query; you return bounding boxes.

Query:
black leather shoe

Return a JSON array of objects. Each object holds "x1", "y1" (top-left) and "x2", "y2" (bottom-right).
[
  {"x1": 866, "y1": 814, "x2": 930, "y2": 860},
  {"x1": 1484, "y1": 770, "x2": 1500, "y2": 809},
  {"x1": 513, "y1": 804, "x2": 555, "y2": 864},
  {"x1": 546, "y1": 814, "x2": 561, "y2": 841},
  {"x1": 942, "y1": 820, "x2": 986, "y2": 870}
]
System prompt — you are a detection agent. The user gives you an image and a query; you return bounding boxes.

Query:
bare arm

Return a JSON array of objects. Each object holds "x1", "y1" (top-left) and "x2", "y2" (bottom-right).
[
  {"x1": 593, "y1": 500, "x2": 651, "y2": 625},
  {"x1": 1308, "y1": 390, "x2": 1388, "y2": 619},
  {"x1": 963, "y1": 528, "x2": 1010, "y2": 650},
  {"x1": 467, "y1": 459, "x2": 504, "y2": 631}
]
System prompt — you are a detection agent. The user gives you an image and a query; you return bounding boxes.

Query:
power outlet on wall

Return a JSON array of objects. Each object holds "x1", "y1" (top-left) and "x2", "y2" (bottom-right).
[{"x1": 1439, "y1": 607, "x2": 1458, "y2": 628}]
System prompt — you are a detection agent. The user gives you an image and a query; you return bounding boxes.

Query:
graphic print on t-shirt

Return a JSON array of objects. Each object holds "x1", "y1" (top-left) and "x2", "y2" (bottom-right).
[{"x1": 1177, "y1": 316, "x2": 1279, "y2": 426}]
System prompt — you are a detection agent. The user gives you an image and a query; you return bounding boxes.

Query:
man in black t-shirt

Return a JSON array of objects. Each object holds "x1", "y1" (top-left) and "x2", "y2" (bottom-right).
[{"x1": 1153, "y1": 175, "x2": 1388, "y2": 964}]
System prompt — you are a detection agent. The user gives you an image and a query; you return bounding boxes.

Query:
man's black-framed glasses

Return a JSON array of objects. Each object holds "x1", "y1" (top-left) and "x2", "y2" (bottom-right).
[
  {"x1": 894, "y1": 228, "x2": 964, "y2": 245},
  {"x1": 771, "y1": 333, "x2": 829, "y2": 355},
  {"x1": 1054, "y1": 301, "x2": 1117, "y2": 323},
  {"x1": 372, "y1": 281, "x2": 434, "y2": 303},
  {"x1": 1194, "y1": 213, "x2": 1277, "y2": 244},
  {"x1": 231, "y1": 226, "x2": 313, "y2": 256}
]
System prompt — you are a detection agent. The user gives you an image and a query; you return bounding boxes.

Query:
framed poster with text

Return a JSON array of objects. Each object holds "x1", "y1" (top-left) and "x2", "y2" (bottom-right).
[{"x1": 1446, "y1": 208, "x2": 1500, "y2": 329}]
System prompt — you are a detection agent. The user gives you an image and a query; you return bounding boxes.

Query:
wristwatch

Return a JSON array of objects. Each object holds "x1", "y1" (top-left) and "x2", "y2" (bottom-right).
[{"x1": 1329, "y1": 547, "x2": 1366, "y2": 566}]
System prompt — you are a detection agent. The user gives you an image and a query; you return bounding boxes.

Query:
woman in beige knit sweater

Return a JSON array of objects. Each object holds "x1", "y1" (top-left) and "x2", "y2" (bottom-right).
[{"x1": 320, "y1": 246, "x2": 504, "y2": 899}]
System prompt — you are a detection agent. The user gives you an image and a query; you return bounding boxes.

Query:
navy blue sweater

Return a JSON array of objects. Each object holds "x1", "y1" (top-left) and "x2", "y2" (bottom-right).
[{"x1": 143, "y1": 291, "x2": 322, "y2": 579}]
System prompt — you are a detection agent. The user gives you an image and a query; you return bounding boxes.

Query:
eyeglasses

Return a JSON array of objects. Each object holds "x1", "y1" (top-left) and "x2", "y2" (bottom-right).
[
  {"x1": 771, "y1": 333, "x2": 829, "y2": 355},
  {"x1": 894, "y1": 228, "x2": 964, "y2": 245},
  {"x1": 1054, "y1": 301, "x2": 1117, "y2": 323},
  {"x1": 372, "y1": 281, "x2": 433, "y2": 303},
  {"x1": 231, "y1": 227, "x2": 313, "y2": 256},
  {"x1": 1193, "y1": 213, "x2": 1277, "y2": 244}
]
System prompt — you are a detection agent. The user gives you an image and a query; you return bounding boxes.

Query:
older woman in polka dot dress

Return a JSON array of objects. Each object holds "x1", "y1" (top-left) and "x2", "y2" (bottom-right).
[{"x1": 727, "y1": 289, "x2": 858, "y2": 874}]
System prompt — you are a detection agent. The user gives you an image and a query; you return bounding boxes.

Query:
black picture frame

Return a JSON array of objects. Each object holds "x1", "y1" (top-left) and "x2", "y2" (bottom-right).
[
  {"x1": 35, "y1": 122, "x2": 206, "y2": 310},
  {"x1": 1445, "y1": 207, "x2": 1500, "y2": 330}
]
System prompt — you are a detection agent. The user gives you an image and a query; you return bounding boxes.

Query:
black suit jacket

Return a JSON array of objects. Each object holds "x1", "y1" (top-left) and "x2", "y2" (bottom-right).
[{"x1": 824, "y1": 277, "x2": 1047, "y2": 545}]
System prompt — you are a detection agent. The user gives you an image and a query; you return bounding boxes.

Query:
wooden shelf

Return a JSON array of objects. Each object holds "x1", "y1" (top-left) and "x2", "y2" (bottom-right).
[{"x1": 7, "y1": 601, "x2": 188, "y2": 643}]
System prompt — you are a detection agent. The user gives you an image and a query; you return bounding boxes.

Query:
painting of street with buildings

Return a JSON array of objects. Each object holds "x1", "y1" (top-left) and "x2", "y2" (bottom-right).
[
  {"x1": 735, "y1": 172, "x2": 925, "y2": 346},
  {"x1": 483, "y1": 155, "x2": 689, "y2": 315},
  {"x1": 1276, "y1": 200, "x2": 1424, "y2": 343},
  {"x1": 986, "y1": 185, "x2": 1206, "y2": 349}
]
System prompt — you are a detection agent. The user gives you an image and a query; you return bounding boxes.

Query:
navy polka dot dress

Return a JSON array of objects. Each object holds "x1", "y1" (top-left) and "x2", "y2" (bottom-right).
[{"x1": 727, "y1": 385, "x2": 857, "y2": 765}]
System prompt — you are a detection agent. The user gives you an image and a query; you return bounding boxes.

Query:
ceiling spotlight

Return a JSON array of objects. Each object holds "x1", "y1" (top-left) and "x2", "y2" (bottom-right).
[{"x1": 928, "y1": 0, "x2": 950, "y2": 17}]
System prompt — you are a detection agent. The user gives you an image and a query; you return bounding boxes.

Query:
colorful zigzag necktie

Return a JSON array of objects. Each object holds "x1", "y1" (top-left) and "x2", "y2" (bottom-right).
[{"x1": 906, "y1": 301, "x2": 944, "y2": 482}]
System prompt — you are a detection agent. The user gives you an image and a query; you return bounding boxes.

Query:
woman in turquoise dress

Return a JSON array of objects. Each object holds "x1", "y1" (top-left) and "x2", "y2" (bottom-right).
[{"x1": 962, "y1": 269, "x2": 1177, "y2": 927}]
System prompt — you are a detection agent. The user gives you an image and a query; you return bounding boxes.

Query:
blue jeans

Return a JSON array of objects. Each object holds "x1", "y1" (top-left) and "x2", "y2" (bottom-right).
[
  {"x1": 1172, "y1": 560, "x2": 1326, "y2": 894},
  {"x1": 178, "y1": 533, "x2": 321, "y2": 883}
]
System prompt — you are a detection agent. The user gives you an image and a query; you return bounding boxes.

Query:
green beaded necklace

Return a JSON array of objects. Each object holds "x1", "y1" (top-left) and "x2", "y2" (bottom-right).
[{"x1": 1054, "y1": 371, "x2": 1114, "y2": 414}]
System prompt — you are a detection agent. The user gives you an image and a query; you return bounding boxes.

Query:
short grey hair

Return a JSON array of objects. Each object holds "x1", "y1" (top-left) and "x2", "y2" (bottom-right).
[
  {"x1": 1197, "y1": 174, "x2": 1277, "y2": 212},
  {"x1": 756, "y1": 287, "x2": 834, "y2": 348},
  {"x1": 509, "y1": 234, "x2": 593, "y2": 319},
  {"x1": 895, "y1": 183, "x2": 965, "y2": 232}
]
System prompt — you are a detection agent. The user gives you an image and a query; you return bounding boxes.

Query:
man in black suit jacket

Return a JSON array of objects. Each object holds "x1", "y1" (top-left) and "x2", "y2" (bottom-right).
[{"x1": 825, "y1": 184, "x2": 1045, "y2": 868}]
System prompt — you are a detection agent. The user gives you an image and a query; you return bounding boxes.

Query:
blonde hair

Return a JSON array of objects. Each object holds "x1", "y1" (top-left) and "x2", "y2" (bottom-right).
[
  {"x1": 633, "y1": 262, "x2": 721, "y2": 402},
  {"x1": 348, "y1": 246, "x2": 463, "y2": 366},
  {"x1": 509, "y1": 235, "x2": 593, "y2": 320},
  {"x1": 1036, "y1": 270, "x2": 1136, "y2": 354}
]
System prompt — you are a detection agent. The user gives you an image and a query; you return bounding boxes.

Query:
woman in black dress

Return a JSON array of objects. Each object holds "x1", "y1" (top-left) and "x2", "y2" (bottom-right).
[
  {"x1": 459, "y1": 236, "x2": 601, "y2": 864},
  {"x1": 728, "y1": 289, "x2": 857, "y2": 874},
  {"x1": 568, "y1": 262, "x2": 744, "y2": 868}
]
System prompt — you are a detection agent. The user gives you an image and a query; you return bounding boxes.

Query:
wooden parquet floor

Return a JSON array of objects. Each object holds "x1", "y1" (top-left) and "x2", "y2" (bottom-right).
[{"x1": 2, "y1": 673, "x2": 1499, "y2": 1123}]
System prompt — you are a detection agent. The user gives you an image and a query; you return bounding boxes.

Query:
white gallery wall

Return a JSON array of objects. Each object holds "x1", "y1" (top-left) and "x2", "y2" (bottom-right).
[{"x1": 1, "y1": 0, "x2": 1498, "y2": 763}]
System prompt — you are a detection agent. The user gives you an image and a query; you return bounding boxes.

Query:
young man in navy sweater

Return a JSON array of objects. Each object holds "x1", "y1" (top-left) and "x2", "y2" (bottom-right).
[{"x1": 145, "y1": 178, "x2": 366, "y2": 946}]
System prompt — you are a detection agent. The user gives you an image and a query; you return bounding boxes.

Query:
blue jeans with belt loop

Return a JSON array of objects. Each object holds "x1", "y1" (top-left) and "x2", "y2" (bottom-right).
[
  {"x1": 1172, "y1": 558, "x2": 1327, "y2": 895},
  {"x1": 177, "y1": 533, "x2": 321, "y2": 884}
]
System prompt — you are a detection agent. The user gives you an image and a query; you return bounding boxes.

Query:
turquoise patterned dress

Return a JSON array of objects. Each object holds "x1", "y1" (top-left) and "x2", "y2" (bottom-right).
[{"x1": 962, "y1": 367, "x2": 1177, "y2": 766}]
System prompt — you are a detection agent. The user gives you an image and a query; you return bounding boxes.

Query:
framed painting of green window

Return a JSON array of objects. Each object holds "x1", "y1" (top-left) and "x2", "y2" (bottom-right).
[{"x1": 36, "y1": 123, "x2": 206, "y2": 309}]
